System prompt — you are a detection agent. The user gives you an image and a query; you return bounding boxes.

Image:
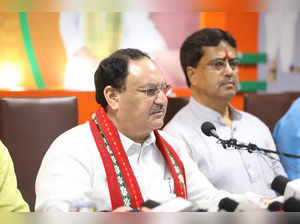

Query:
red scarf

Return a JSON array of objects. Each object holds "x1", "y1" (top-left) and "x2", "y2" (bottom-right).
[{"x1": 89, "y1": 106, "x2": 187, "y2": 210}]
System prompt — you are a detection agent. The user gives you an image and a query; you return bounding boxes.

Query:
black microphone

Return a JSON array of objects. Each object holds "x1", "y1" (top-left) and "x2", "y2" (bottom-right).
[
  {"x1": 271, "y1": 176, "x2": 300, "y2": 203},
  {"x1": 142, "y1": 200, "x2": 160, "y2": 209},
  {"x1": 201, "y1": 122, "x2": 219, "y2": 139},
  {"x1": 201, "y1": 122, "x2": 300, "y2": 159},
  {"x1": 218, "y1": 198, "x2": 238, "y2": 212},
  {"x1": 271, "y1": 175, "x2": 290, "y2": 195},
  {"x1": 282, "y1": 197, "x2": 300, "y2": 212},
  {"x1": 218, "y1": 197, "x2": 265, "y2": 212},
  {"x1": 267, "y1": 201, "x2": 283, "y2": 212},
  {"x1": 201, "y1": 122, "x2": 235, "y2": 149}
]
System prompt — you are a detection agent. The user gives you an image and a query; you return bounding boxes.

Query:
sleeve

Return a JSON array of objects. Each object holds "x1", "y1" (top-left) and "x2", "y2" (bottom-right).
[
  {"x1": 259, "y1": 119, "x2": 287, "y2": 177},
  {"x1": 59, "y1": 12, "x2": 85, "y2": 57},
  {"x1": 273, "y1": 99, "x2": 300, "y2": 180},
  {"x1": 35, "y1": 132, "x2": 94, "y2": 211},
  {"x1": 0, "y1": 141, "x2": 29, "y2": 212}
]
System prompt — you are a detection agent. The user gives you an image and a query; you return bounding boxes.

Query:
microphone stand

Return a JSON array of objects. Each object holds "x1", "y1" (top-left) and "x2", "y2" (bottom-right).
[{"x1": 216, "y1": 138, "x2": 300, "y2": 159}]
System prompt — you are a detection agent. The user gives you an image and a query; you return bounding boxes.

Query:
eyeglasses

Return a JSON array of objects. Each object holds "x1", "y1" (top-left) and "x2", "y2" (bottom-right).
[
  {"x1": 206, "y1": 58, "x2": 239, "y2": 71},
  {"x1": 137, "y1": 83, "x2": 171, "y2": 97}
]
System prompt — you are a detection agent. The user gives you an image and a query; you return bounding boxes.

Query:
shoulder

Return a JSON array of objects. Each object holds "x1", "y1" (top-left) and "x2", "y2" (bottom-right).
[
  {"x1": 156, "y1": 130, "x2": 201, "y2": 173},
  {"x1": 0, "y1": 141, "x2": 7, "y2": 158},
  {"x1": 0, "y1": 141, "x2": 11, "y2": 170},
  {"x1": 164, "y1": 102, "x2": 206, "y2": 141},
  {"x1": 38, "y1": 122, "x2": 98, "y2": 177},
  {"x1": 237, "y1": 110, "x2": 271, "y2": 130},
  {"x1": 278, "y1": 98, "x2": 300, "y2": 123},
  {"x1": 46, "y1": 122, "x2": 94, "y2": 156},
  {"x1": 157, "y1": 130, "x2": 188, "y2": 154},
  {"x1": 0, "y1": 141, "x2": 14, "y2": 166},
  {"x1": 164, "y1": 103, "x2": 192, "y2": 131},
  {"x1": 53, "y1": 122, "x2": 91, "y2": 144},
  {"x1": 274, "y1": 99, "x2": 300, "y2": 136}
]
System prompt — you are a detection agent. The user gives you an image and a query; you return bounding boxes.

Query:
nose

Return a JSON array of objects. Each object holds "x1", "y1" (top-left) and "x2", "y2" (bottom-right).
[
  {"x1": 154, "y1": 89, "x2": 168, "y2": 105},
  {"x1": 223, "y1": 61, "x2": 234, "y2": 77}
]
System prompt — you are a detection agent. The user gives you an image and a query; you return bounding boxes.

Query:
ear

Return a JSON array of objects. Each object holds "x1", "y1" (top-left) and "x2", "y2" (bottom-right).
[
  {"x1": 103, "y1": 86, "x2": 120, "y2": 110},
  {"x1": 186, "y1": 66, "x2": 198, "y2": 86}
]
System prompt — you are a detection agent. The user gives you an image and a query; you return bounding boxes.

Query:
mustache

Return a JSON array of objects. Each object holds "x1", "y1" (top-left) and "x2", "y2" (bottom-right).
[
  {"x1": 219, "y1": 78, "x2": 238, "y2": 86},
  {"x1": 151, "y1": 104, "x2": 167, "y2": 113}
]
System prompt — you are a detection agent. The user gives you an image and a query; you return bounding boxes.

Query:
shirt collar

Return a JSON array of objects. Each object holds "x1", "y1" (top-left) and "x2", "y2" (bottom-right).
[
  {"x1": 189, "y1": 97, "x2": 242, "y2": 123},
  {"x1": 118, "y1": 131, "x2": 156, "y2": 153}
]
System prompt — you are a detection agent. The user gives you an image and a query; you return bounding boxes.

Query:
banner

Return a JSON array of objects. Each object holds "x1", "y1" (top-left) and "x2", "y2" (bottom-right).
[
  {"x1": 0, "y1": 12, "x2": 200, "y2": 90},
  {"x1": 258, "y1": 12, "x2": 300, "y2": 93}
]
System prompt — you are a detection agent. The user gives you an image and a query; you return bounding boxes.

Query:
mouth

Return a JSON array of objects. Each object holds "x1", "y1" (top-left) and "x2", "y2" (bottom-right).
[
  {"x1": 150, "y1": 104, "x2": 167, "y2": 116},
  {"x1": 221, "y1": 81, "x2": 236, "y2": 87},
  {"x1": 150, "y1": 110, "x2": 165, "y2": 115}
]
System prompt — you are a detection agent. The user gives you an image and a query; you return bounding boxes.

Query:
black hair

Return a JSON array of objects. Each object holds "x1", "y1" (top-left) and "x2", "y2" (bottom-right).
[
  {"x1": 180, "y1": 28, "x2": 237, "y2": 86},
  {"x1": 94, "y1": 48, "x2": 150, "y2": 108}
]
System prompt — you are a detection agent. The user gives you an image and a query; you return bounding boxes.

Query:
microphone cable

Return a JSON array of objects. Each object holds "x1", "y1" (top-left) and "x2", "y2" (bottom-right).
[{"x1": 201, "y1": 121, "x2": 300, "y2": 159}]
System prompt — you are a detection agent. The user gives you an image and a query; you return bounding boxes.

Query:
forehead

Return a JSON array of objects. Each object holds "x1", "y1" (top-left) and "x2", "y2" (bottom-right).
[
  {"x1": 200, "y1": 41, "x2": 237, "y2": 63},
  {"x1": 127, "y1": 57, "x2": 165, "y2": 86}
]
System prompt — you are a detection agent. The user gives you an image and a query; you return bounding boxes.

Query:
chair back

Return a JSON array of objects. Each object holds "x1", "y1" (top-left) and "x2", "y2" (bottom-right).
[
  {"x1": 0, "y1": 96, "x2": 78, "y2": 211},
  {"x1": 244, "y1": 92, "x2": 300, "y2": 131},
  {"x1": 163, "y1": 97, "x2": 189, "y2": 128}
]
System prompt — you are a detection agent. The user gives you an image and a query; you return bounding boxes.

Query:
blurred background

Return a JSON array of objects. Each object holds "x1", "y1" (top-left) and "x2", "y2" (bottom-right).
[{"x1": 1, "y1": 11, "x2": 299, "y2": 93}]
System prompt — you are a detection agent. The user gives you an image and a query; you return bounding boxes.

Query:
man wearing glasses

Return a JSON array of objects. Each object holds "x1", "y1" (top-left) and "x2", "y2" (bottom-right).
[
  {"x1": 164, "y1": 28, "x2": 286, "y2": 197},
  {"x1": 35, "y1": 48, "x2": 262, "y2": 212}
]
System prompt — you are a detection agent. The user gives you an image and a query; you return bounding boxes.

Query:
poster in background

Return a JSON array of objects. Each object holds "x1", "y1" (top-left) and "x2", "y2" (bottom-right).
[
  {"x1": 0, "y1": 12, "x2": 200, "y2": 91},
  {"x1": 258, "y1": 12, "x2": 300, "y2": 93}
]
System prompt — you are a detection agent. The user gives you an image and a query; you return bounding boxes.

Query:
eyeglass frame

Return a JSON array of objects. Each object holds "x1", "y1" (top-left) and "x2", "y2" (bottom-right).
[
  {"x1": 203, "y1": 58, "x2": 239, "y2": 71},
  {"x1": 136, "y1": 83, "x2": 172, "y2": 97}
]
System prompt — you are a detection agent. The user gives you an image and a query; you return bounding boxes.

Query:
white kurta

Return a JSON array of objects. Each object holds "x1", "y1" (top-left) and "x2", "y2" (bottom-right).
[
  {"x1": 35, "y1": 122, "x2": 249, "y2": 212},
  {"x1": 164, "y1": 98, "x2": 287, "y2": 197}
]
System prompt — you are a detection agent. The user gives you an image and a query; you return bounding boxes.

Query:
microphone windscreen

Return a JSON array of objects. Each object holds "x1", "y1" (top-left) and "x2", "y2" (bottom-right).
[
  {"x1": 218, "y1": 197, "x2": 238, "y2": 212},
  {"x1": 271, "y1": 175, "x2": 289, "y2": 195},
  {"x1": 268, "y1": 201, "x2": 283, "y2": 212},
  {"x1": 142, "y1": 200, "x2": 160, "y2": 209},
  {"x1": 201, "y1": 122, "x2": 216, "y2": 137},
  {"x1": 283, "y1": 197, "x2": 300, "y2": 212}
]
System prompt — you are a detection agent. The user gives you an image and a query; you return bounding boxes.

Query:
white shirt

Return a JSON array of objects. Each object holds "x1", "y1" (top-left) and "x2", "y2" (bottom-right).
[
  {"x1": 35, "y1": 122, "x2": 246, "y2": 212},
  {"x1": 164, "y1": 97, "x2": 286, "y2": 197}
]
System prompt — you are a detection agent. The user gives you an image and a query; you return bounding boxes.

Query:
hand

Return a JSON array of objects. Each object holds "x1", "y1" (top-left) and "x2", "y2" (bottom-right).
[
  {"x1": 259, "y1": 197, "x2": 275, "y2": 208},
  {"x1": 112, "y1": 206, "x2": 153, "y2": 212},
  {"x1": 112, "y1": 206, "x2": 134, "y2": 212},
  {"x1": 140, "y1": 206, "x2": 153, "y2": 212},
  {"x1": 260, "y1": 196, "x2": 285, "y2": 208}
]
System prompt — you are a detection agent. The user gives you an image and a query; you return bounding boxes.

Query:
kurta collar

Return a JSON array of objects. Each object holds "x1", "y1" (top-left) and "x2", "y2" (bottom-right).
[
  {"x1": 189, "y1": 97, "x2": 242, "y2": 123},
  {"x1": 119, "y1": 131, "x2": 156, "y2": 154}
]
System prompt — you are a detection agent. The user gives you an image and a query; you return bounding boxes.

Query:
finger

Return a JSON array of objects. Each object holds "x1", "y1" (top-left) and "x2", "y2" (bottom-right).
[{"x1": 113, "y1": 206, "x2": 133, "y2": 212}]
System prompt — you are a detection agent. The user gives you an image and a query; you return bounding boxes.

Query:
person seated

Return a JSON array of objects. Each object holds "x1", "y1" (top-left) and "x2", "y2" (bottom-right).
[
  {"x1": 35, "y1": 48, "x2": 266, "y2": 212},
  {"x1": 164, "y1": 28, "x2": 286, "y2": 197},
  {"x1": 273, "y1": 97, "x2": 300, "y2": 180}
]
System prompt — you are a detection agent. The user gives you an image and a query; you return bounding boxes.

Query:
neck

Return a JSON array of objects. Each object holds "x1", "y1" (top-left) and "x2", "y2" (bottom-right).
[
  {"x1": 191, "y1": 90, "x2": 231, "y2": 119},
  {"x1": 107, "y1": 110, "x2": 150, "y2": 144},
  {"x1": 119, "y1": 130, "x2": 150, "y2": 144}
]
